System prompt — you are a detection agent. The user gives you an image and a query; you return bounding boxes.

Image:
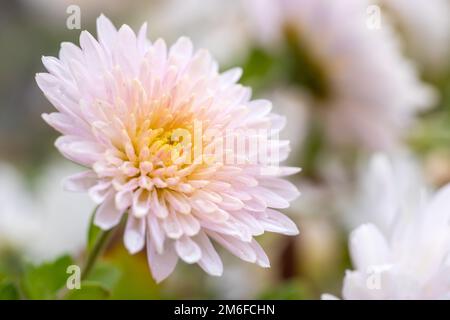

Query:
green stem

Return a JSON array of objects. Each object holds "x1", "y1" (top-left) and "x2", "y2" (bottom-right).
[
  {"x1": 57, "y1": 227, "x2": 114, "y2": 300},
  {"x1": 81, "y1": 228, "x2": 114, "y2": 281}
]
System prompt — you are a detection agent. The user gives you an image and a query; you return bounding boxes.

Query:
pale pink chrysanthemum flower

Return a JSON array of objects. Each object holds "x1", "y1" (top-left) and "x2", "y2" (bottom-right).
[{"x1": 36, "y1": 15, "x2": 300, "y2": 282}]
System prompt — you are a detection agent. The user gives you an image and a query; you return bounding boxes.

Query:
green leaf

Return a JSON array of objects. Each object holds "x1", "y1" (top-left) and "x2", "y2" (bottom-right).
[
  {"x1": 85, "y1": 262, "x2": 121, "y2": 292},
  {"x1": 65, "y1": 281, "x2": 109, "y2": 300},
  {"x1": 0, "y1": 279, "x2": 20, "y2": 300},
  {"x1": 22, "y1": 255, "x2": 74, "y2": 300}
]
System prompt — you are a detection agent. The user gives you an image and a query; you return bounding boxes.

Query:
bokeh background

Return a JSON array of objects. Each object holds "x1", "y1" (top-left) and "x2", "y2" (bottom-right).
[{"x1": 0, "y1": 0, "x2": 449, "y2": 299}]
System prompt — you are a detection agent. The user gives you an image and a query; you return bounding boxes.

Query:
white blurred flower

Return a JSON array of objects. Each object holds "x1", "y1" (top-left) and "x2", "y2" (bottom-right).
[
  {"x1": 342, "y1": 152, "x2": 425, "y2": 233},
  {"x1": 142, "y1": 0, "x2": 251, "y2": 65},
  {"x1": 325, "y1": 155, "x2": 450, "y2": 299},
  {"x1": 379, "y1": 0, "x2": 450, "y2": 74},
  {"x1": 0, "y1": 164, "x2": 39, "y2": 251},
  {"x1": 0, "y1": 162, "x2": 93, "y2": 262},
  {"x1": 246, "y1": 0, "x2": 435, "y2": 150},
  {"x1": 25, "y1": 162, "x2": 94, "y2": 263}
]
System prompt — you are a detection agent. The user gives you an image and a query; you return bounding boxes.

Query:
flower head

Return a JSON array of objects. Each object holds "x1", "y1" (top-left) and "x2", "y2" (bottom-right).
[
  {"x1": 325, "y1": 156, "x2": 450, "y2": 299},
  {"x1": 36, "y1": 15, "x2": 300, "y2": 282}
]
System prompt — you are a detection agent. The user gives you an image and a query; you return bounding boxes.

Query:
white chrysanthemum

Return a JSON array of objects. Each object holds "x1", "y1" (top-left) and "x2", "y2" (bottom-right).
[
  {"x1": 342, "y1": 152, "x2": 425, "y2": 233},
  {"x1": 143, "y1": 0, "x2": 251, "y2": 65},
  {"x1": 36, "y1": 15, "x2": 300, "y2": 282},
  {"x1": 324, "y1": 156, "x2": 450, "y2": 300},
  {"x1": 26, "y1": 162, "x2": 94, "y2": 263},
  {"x1": 246, "y1": 0, "x2": 435, "y2": 150},
  {"x1": 0, "y1": 162, "x2": 93, "y2": 261},
  {"x1": 0, "y1": 164, "x2": 39, "y2": 251},
  {"x1": 379, "y1": 0, "x2": 450, "y2": 74}
]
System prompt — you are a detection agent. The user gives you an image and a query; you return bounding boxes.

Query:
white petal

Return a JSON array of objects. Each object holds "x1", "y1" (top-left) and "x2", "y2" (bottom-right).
[
  {"x1": 258, "y1": 209, "x2": 299, "y2": 235},
  {"x1": 96, "y1": 14, "x2": 117, "y2": 49},
  {"x1": 164, "y1": 191, "x2": 191, "y2": 214},
  {"x1": 55, "y1": 136, "x2": 103, "y2": 167},
  {"x1": 169, "y1": 37, "x2": 193, "y2": 67},
  {"x1": 63, "y1": 170, "x2": 97, "y2": 192},
  {"x1": 124, "y1": 215, "x2": 146, "y2": 254},
  {"x1": 194, "y1": 232, "x2": 223, "y2": 276},
  {"x1": 219, "y1": 67, "x2": 242, "y2": 86},
  {"x1": 88, "y1": 181, "x2": 112, "y2": 204},
  {"x1": 115, "y1": 189, "x2": 133, "y2": 211},
  {"x1": 162, "y1": 210, "x2": 183, "y2": 239},
  {"x1": 177, "y1": 214, "x2": 201, "y2": 237},
  {"x1": 250, "y1": 239, "x2": 270, "y2": 268},
  {"x1": 349, "y1": 224, "x2": 390, "y2": 271},
  {"x1": 149, "y1": 190, "x2": 169, "y2": 218},
  {"x1": 259, "y1": 178, "x2": 300, "y2": 201},
  {"x1": 94, "y1": 192, "x2": 124, "y2": 230},
  {"x1": 131, "y1": 188, "x2": 150, "y2": 218},
  {"x1": 147, "y1": 214, "x2": 165, "y2": 254},
  {"x1": 146, "y1": 238, "x2": 178, "y2": 283},
  {"x1": 207, "y1": 231, "x2": 257, "y2": 264},
  {"x1": 253, "y1": 186, "x2": 290, "y2": 209},
  {"x1": 175, "y1": 236, "x2": 202, "y2": 264}
]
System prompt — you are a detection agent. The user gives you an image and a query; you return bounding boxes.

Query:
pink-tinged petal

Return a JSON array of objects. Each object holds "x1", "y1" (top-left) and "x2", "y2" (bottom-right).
[
  {"x1": 42, "y1": 112, "x2": 89, "y2": 137},
  {"x1": 80, "y1": 30, "x2": 108, "y2": 72},
  {"x1": 59, "y1": 42, "x2": 84, "y2": 65},
  {"x1": 194, "y1": 206, "x2": 230, "y2": 223},
  {"x1": 124, "y1": 215, "x2": 146, "y2": 254},
  {"x1": 258, "y1": 209, "x2": 299, "y2": 235},
  {"x1": 137, "y1": 22, "x2": 150, "y2": 54},
  {"x1": 232, "y1": 210, "x2": 264, "y2": 236},
  {"x1": 146, "y1": 238, "x2": 178, "y2": 283},
  {"x1": 252, "y1": 186, "x2": 290, "y2": 209},
  {"x1": 194, "y1": 232, "x2": 223, "y2": 276},
  {"x1": 243, "y1": 197, "x2": 267, "y2": 212},
  {"x1": 250, "y1": 239, "x2": 270, "y2": 268},
  {"x1": 191, "y1": 199, "x2": 218, "y2": 214},
  {"x1": 96, "y1": 14, "x2": 117, "y2": 50},
  {"x1": 94, "y1": 192, "x2": 124, "y2": 230},
  {"x1": 41, "y1": 56, "x2": 70, "y2": 81},
  {"x1": 131, "y1": 188, "x2": 150, "y2": 218},
  {"x1": 36, "y1": 74, "x2": 82, "y2": 119},
  {"x1": 88, "y1": 181, "x2": 111, "y2": 204},
  {"x1": 244, "y1": 100, "x2": 272, "y2": 122},
  {"x1": 207, "y1": 231, "x2": 257, "y2": 264},
  {"x1": 164, "y1": 191, "x2": 191, "y2": 214},
  {"x1": 163, "y1": 210, "x2": 183, "y2": 239},
  {"x1": 177, "y1": 214, "x2": 201, "y2": 237},
  {"x1": 175, "y1": 236, "x2": 202, "y2": 264},
  {"x1": 259, "y1": 178, "x2": 300, "y2": 201},
  {"x1": 219, "y1": 68, "x2": 242, "y2": 87},
  {"x1": 147, "y1": 214, "x2": 165, "y2": 254},
  {"x1": 115, "y1": 189, "x2": 133, "y2": 211},
  {"x1": 149, "y1": 190, "x2": 169, "y2": 218},
  {"x1": 169, "y1": 37, "x2": 193, "y2": 68},
  {"x1": 217, "y1": 193, "x2": 244, "y2": 211},
  {"x1": 55, "y1": 136, "x2": 104, "y2": 167},
  {"x1": 63, "y1": 170, "x2": 97, "y2": 192},
  {"x1": 250, "y1": 166, "x2": 301, "y2": 177}
]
